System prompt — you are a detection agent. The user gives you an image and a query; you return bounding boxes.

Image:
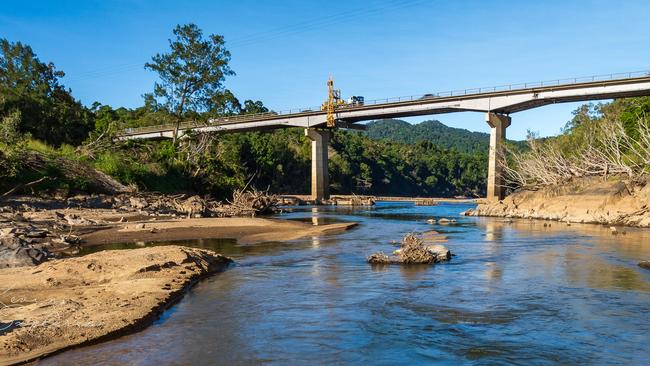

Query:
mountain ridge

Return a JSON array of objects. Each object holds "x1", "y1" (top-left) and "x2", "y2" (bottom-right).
[{"x1": 363, "y1": 118, "x2": 520, "y2": 153}]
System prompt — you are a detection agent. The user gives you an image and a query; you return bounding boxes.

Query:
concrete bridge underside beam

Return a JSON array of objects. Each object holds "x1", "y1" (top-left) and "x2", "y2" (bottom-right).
[
  {"x1": 486, "y1": 112, "x2": 511, "y2": 202},
  {"x1": 305, "y1": 129, "x2": 331, "y2": 201}
]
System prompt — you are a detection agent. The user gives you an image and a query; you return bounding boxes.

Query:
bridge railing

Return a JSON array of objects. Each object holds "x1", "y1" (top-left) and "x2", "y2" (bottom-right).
[
  {"x1": 360, "y1": 70, "x2": 650, "y2": 105},
  {"x1": 120, "y1": 70, "x2": 650, "y2": 136}
]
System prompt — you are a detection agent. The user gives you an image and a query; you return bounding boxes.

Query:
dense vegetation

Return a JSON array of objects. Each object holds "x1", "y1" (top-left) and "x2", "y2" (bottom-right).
[
  {"x1": 364, "y1": 119, "x2": 492, "y2": 153},
  {"x1": 1, "y1": 25, "x2": 494, "y2": 198}
]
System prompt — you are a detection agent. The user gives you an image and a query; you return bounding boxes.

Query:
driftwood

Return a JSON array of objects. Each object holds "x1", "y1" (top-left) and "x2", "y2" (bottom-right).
[
  {"x1": 222, "y1": 188, "x2": 278, "y2": 216},
  {"x1": 1, "y1": 176, "x2": 53, "y2": 198},
  {"x1": 397, "y1": 233, "x2": 437, "y2": 264}
]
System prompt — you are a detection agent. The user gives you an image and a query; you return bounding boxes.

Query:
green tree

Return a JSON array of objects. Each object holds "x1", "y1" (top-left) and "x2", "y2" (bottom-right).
[
  {"x1": 145, "y1": 23, "x2": 234, "y2": 144},
  {"x1": 242, "y1": 100, "x2": 269, "y2": 115},
  {"x1": 208, "y1": 89, "x2": 242, "y2": 116},
  {"x1": 0, "y1": 39, "x2": 92, "y2": 145},
  {"x1": 0, "y1": 109, "x2": 25, "y2": 179}
]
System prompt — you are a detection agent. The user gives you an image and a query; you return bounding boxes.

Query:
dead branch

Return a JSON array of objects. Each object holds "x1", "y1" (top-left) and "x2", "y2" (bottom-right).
[{"x1": 2, "y1": 176, "x2": 53, "y2": 198}]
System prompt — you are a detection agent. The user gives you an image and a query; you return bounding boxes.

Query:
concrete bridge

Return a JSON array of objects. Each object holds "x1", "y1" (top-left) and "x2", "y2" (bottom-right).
[{"x1": 117, "y1": 71, "x2": 650, "y2": 202}]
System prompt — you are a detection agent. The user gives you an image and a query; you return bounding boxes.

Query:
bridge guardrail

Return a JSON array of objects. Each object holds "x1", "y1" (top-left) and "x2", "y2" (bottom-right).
[{"x1": 120, "y1": 70, "x2": 650, "y2": 136}]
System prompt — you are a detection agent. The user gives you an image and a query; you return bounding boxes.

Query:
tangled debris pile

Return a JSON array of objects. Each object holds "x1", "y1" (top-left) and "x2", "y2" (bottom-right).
[
  {"x1": 415, "y1": 199, "x2": 438, "y2": 206},
  {"x1": 222, "y1": 188, "x2": 278, "y2": 216},
  {"x1": 0, "y1": 189, "x2": 279, "y2": 268},
  {"x1": 334, "y1": 195, "x2": 376, "y2": 206},
  {"x1": 119, "y1": 194, "x2": 219, "y2": 217},
  {"x1": 367, "y1": 233, "x2": 452, "y2": 265},
  {"x1": 2, "y1": 189, "x2": 279, "y2": 219},
  {"x1": 97, "y1": 190, "x2": 278, "y2": 218}
]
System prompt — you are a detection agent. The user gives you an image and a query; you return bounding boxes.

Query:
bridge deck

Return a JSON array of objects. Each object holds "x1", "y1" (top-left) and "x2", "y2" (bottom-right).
[{"x1": 118, "y1": 71, "x2": 650, "y2": 139}]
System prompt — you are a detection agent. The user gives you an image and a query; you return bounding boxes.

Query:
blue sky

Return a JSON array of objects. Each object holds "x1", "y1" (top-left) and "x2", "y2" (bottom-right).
[{"x1": 1, "y1": 0, "x2": 649, "y2": 139}]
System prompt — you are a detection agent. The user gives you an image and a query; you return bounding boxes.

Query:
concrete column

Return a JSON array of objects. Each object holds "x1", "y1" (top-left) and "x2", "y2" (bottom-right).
[
  {"x1": 486, "y1": 112, "x2": 511, "y2": 202},
  {"x1": 305, "y1": 129, "x2": 331, "y2": 201}
]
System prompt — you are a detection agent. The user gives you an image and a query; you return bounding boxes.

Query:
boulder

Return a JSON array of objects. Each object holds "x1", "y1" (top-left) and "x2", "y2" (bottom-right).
[
  {"x1": 129, "y1": 197, "x2": 149, "y2": 209},
  {"x1": 639, "y1": 261, "x2": 650, "y2": 270},
  {"x1": 0, "y1": 234, "x2": 51, "y2": 268},
  {"x1": 426, "y1": 244, "x2": 451, "y2": 261}
]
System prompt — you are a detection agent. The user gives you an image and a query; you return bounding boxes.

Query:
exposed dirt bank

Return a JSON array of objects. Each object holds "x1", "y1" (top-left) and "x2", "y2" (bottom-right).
[
  {"x1": 0, "y1": 246, "x2": 232, "y2": 365},
  {"x1": 464, "y1": 177, "x2": 650, "y2": 227}
]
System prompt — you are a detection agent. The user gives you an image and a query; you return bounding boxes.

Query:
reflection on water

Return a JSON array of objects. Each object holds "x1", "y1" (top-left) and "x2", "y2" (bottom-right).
[{"x1": 42, "y1": 202, "x2": 650, "y2": 365}]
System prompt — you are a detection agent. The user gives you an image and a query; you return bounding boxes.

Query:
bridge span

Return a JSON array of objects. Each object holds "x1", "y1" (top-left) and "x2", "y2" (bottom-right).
[{"x1": 117, "y1": 71, "x2": 650, "y2": 202}]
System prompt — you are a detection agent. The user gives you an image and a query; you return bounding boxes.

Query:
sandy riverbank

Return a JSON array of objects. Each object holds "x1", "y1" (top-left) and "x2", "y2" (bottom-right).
[
  {"x1": 464, "y1": 177, "x2": 650, "y2": 227},
  {"x1": 81, "y1": 216, "x2": 358, "y2": 246},
  {"x1": 0, "y1": 246, "x2": 231, "y2": 365}
]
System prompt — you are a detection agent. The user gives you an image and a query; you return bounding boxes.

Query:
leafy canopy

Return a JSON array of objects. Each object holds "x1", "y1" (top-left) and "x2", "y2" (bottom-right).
[
  {"x1": 0, "y1": 38, "x2": 92, "y2": 146},
  {"x1": 145, "y1": 23, "x2": 235, "y2": 120}
]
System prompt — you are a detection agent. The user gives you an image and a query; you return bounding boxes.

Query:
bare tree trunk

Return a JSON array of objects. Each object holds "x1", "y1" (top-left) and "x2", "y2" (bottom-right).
[
  {"x1": 173, "y1": 84, "x2": 189, "y2": 146},
  {"x1": 173, "y1": 120, "x2": 180, "y2": 145}
]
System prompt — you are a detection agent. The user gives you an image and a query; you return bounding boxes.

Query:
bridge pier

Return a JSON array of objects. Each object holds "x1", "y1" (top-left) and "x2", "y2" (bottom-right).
[
  {"x1": 305, "y1": 129, "x2": 331, "y2": 201},
  {"x1": 486, "y1": 112, "x2": 511, "y2": 202}
]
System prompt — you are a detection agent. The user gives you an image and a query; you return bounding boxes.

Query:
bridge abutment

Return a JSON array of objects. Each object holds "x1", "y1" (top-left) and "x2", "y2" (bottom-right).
[
  {"x1": 305, "y1": 129, "x2": 331, "y2": 201},
  {"x1": 486, "y1": 112, "x2": 511, "y2": 202}
]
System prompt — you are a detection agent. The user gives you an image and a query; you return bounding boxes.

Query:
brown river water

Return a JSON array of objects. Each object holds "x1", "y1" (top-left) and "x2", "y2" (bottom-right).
[{"x1": 39, "y1": 202, "x2": 650, "y2": 365}]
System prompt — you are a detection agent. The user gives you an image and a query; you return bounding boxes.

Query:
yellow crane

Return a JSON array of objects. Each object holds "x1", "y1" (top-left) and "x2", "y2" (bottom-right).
[{"x1": 321, "y1": 77, "x2": 345, "y2": 128}]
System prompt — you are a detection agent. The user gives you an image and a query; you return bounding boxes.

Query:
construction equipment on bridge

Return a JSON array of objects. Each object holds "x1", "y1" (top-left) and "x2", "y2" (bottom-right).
[{"x1": 321, "y1": 77, "x2": 346, "y2": 127}]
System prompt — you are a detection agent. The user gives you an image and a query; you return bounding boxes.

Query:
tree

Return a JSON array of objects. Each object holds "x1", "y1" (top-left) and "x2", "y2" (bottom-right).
[
  {"x1": 0, "y1": 39, "x2": 92, "y2": 145},
  {"x1": 242, "y1": 100, "x2": 268, "y2": 115},
  {"x1": 145, "y1": 24, "x2": 234, "y2": 144},
  {"x1": 209, "y1": 89, "x2": 242, "y2": 116}
]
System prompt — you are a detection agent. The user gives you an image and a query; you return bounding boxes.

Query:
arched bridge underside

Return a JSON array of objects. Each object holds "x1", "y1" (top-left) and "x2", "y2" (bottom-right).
[{"x1": 117, "y1": 72, "x2": 650, "y2": 202}]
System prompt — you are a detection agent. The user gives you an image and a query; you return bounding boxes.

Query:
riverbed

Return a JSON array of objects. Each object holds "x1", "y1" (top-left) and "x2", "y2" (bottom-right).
[{"x1": 39, "y1": 201, "x2": 650, "y2": 365}]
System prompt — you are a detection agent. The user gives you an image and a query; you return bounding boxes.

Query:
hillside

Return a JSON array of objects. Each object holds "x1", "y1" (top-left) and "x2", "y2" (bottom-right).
[{"x1": 364, "y1": 119, "x2": 519, "y2": 153}]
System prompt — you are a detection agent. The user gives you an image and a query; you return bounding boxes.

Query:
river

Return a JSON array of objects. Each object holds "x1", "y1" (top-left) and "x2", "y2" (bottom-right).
[{"x1": 40, "y1": 201, "x2": 650, "y2": 365}]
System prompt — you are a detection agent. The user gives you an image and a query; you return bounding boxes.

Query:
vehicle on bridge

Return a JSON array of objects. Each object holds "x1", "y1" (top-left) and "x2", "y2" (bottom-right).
[
  {"x1": 347, "y1": 96, "x2": 365, "y2": 106},
  {"x1": 420, "y1": 93, "x2": 438, "y2": 100}
]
